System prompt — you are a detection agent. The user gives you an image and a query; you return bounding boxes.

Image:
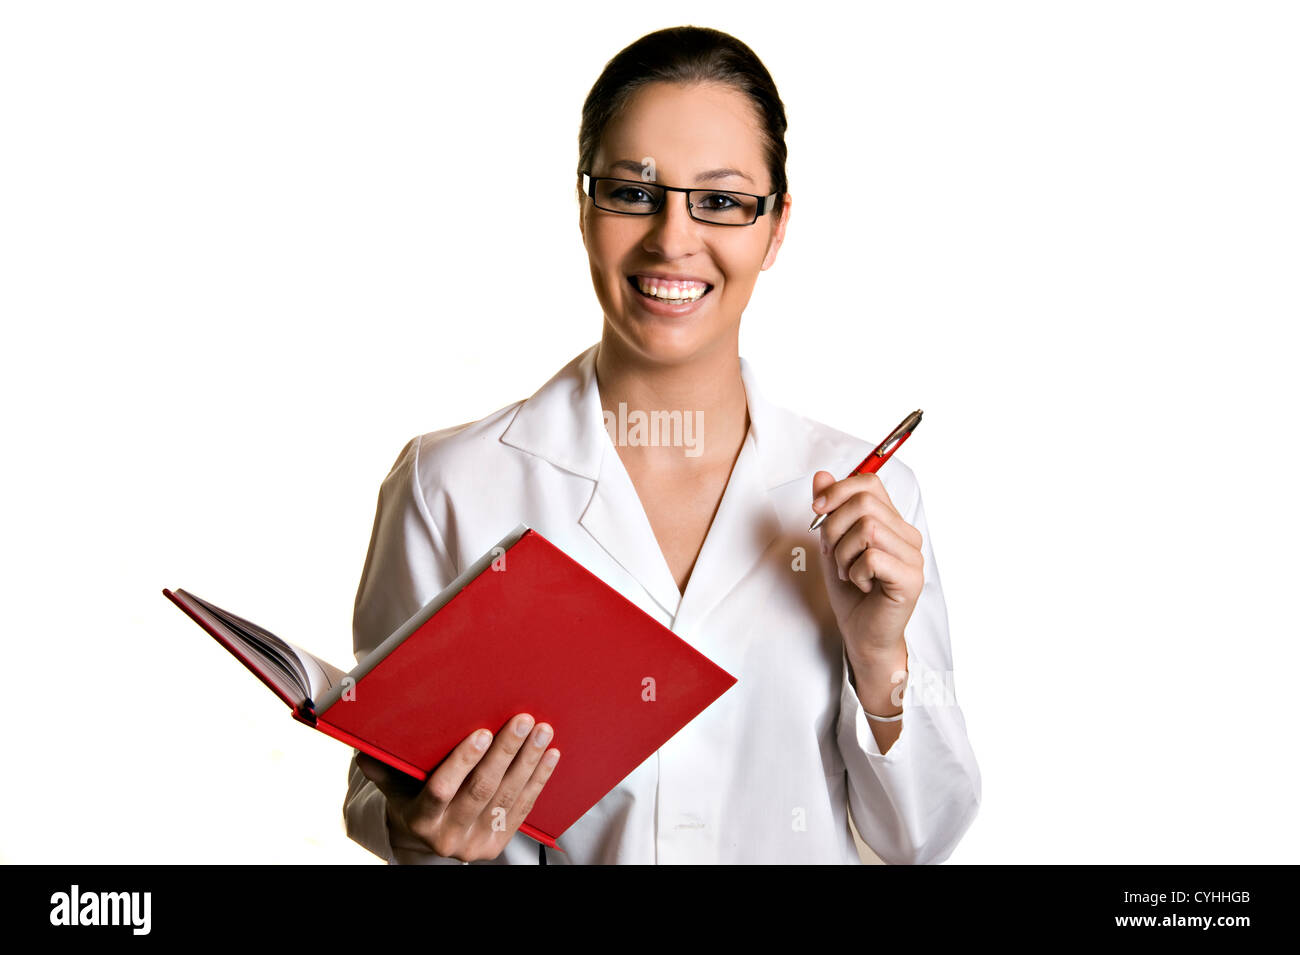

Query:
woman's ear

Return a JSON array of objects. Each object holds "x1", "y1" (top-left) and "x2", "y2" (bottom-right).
[
  {"x1": 577, "y1": 180, "x2": 588, "y2": 243},
  {"x1": 760, "y1": 193, "x2": 793, "y2": 271}
]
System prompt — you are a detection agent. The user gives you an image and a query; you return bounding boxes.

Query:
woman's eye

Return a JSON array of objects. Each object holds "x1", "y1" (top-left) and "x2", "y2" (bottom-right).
[
  {"x1": 610, "y1": 187, "x2": 655, "y2": 205},
  {"x1": 696, "y1": 192, "x2": 740, "y2": 210}
]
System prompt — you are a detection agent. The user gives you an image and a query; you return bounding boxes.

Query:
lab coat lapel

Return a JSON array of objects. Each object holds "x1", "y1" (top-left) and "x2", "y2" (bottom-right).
[
  {"x1": 499, "y1": 345, "x2": 682, "y2": 618},
  {"x1": 666, "y1": 412, "x2": 778, "y2": 636},
  {"x1": 667, "y1": 354, "x2": 828, "y2": 636},
  {"x1": 500, "y1": 344, "x2": 821, "y2": 631},
  {"x1": 580, "y1": 438, "x2": 685, "y2": 620}
]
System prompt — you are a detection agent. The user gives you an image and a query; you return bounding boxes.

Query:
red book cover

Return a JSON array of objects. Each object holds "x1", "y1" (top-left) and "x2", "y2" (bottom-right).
[{"x1": 164, "y1": 525, "x2": 737, "y2": 851}]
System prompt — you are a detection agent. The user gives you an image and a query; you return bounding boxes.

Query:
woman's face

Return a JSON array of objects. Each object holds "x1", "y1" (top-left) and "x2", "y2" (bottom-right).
[{"x1": 580, "y1": 81, "x2": 791, "y2": 365}]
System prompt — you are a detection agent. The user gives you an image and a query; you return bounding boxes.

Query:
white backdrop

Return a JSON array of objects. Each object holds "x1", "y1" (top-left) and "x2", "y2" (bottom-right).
[{"x1": 2, "y1": 0, "x2": 1295, "y2": 864}]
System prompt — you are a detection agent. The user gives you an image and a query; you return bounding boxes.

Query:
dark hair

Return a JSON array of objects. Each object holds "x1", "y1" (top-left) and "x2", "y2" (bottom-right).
[{"x1": 577, "y1": 26, "x2": 788, "y2": 219}]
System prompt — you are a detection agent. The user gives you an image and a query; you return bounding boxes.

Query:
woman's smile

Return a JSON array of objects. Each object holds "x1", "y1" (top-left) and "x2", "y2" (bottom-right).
[{"x1": 626, "y1": 273, "x2": 715, "y2": 317}]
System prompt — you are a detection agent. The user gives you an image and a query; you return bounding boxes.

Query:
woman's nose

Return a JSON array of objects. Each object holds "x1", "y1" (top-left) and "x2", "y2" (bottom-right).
[{"x1": 641, "y1": 191, "x2": 703, "y2": 259}]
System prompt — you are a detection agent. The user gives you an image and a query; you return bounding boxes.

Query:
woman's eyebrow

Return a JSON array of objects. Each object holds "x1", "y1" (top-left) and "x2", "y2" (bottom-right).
[
  {"x1": 608, "y1": 159, "x2": 653, "y2": 177},
  {"x1": 695, "y1": 167, "x2": 754, "y2": 185},
  {"x1": 607, "y1": 158, "x2": 755, "y2": 185}
]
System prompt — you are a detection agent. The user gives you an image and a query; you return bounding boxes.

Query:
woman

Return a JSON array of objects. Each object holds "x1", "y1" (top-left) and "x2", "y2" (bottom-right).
[{"x1": 347, "y1": 25, "x2": 980, "y2": 864}]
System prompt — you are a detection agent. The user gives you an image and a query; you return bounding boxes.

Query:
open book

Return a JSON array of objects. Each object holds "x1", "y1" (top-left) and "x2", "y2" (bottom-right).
[{"x1": 163, "y1": 522, "x2": 737, "y2": 850}]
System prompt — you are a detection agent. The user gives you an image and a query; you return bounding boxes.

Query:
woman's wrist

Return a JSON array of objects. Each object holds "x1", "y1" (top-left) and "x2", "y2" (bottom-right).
[{"x1": 846, "y1": 640, "x2": 908, "y2": 718}]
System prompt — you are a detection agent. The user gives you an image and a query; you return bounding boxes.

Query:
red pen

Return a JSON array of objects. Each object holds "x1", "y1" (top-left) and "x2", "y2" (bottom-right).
[{"x1": 808, "y1": 409, "x2": 924, "y2": 531}]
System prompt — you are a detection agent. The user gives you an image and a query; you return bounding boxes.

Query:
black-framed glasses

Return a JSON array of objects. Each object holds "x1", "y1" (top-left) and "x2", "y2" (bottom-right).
[{"x1": 581, "y1": 172, "x2": 782, "y2": 226}]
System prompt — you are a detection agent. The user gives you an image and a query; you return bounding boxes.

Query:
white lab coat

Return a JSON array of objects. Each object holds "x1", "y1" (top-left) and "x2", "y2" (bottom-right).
[{"x1": 344, "y1": 343, "x2": 981, "y2": 864}]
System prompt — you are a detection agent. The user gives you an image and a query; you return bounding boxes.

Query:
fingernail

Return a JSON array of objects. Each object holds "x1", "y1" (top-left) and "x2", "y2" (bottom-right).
[
  {"x1": 813, "y1": 495, "x2": 826, "y2": 509},
  {"x1": 533, "y1": 724, "x2": 553, "y2": 747},
  {"x1": 544, "y1": 750, "x2": 560, "y2": 767},
  {"x1": 473, "y1": 730, "x2": 491, "y2": 750},
  {"x1": 515, "y1": 716, "x2": 535, "y2": 738}
]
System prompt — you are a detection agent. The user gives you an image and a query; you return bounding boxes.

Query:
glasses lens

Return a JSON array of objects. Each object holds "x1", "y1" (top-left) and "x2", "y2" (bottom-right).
[
  {"x1": 689, "y1": 190, "x2": 758, "y2": 225},
  {"x1": 594, "y1": 179, "x2": 664, "y2": 214}
]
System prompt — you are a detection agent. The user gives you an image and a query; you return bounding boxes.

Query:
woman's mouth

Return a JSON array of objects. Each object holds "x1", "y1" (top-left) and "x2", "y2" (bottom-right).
[{"x1": 626, "y1": 275, "x2": 714, "y2": 314}]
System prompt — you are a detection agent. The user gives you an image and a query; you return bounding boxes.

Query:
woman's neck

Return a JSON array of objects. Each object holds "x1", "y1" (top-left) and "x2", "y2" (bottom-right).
[{"x1": 594, "y1": 331, "x2": 750, "y2": 476}]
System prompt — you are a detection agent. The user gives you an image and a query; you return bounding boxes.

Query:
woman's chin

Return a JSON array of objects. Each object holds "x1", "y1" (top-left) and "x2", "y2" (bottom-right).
[
  {"x1": 612, "y1": 318, "x2": 721, "y2": 363},
  {"x1": 602, "y1": 288, "x2": 734, "y2": 358}
]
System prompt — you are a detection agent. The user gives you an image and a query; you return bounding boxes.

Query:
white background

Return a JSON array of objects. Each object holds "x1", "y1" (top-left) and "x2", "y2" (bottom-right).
[{"x1": 2, "y1": 1, "x2": 1295, "y2": 863}]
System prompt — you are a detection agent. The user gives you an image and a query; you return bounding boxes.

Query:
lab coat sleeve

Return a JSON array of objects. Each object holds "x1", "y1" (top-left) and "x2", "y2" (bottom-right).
[
  {"x1": 342, "y1": 435, "x2": 468, "y2": 865},
  {"x1": 836, "y1": 480, "x2": 982, "y2": 864}
]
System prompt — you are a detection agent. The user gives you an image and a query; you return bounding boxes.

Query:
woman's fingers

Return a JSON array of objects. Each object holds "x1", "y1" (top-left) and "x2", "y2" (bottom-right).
[
  {"x1": 378, "y1": 714, "x2": 562, "y2": 859},
  {"x1": 821, "y1": 496, "x2": 917, "y2": 576},
  {"x1": 504, "y1": 742, "x2": 562, "y2": 835},
  {"x1": 831, "y1": 513, "x2": 923, "y2": 584},
  {"x1": 813, "y1": 471, "x2": 904, "y2": 523},
  {"x1": 846, "y1": 530, "x2": 921, "y2": 597},
  {"x1": 478, "y1": 721, "x2": 558, "y2": 834},
  {"x1": 437, "y1": 714, "x2": 537, "y2": 833},
  {"x1": 402, "y1": 724, "x2": 496, "y2": 842},
  {"x1": 812, "y1": 470, "x2": 925, "y2": 599}
]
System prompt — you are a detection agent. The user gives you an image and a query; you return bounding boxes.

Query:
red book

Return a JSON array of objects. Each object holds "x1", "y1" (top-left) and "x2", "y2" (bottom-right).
[{"x1": 163, "y1": 524, "x2": 737, "y2": 851}]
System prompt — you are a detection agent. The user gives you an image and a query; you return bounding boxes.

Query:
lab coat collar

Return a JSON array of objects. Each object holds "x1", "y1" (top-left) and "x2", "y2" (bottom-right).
[{"x1": 500, "y1": 343, "x2": 845, "y2": 630}]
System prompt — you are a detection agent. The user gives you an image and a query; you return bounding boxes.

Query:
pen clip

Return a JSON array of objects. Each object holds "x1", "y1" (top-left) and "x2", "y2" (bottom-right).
[{"x1": 874, "y1": 409, "x2": 923, "y2": 457}]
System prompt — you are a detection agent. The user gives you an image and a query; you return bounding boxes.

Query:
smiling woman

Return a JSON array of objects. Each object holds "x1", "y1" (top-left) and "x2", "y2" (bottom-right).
[
  {"x1": 577, "y1": 56, "x2": 790, "y2": 372},
  {"x1": 345, "y1": 25, "x2": 982, "y2": 865}
]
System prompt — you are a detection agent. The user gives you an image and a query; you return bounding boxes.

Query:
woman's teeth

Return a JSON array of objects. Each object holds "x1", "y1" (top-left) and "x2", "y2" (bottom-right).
[{"x1": 632, "y1": 276, "x2": 710, "y2": 303}]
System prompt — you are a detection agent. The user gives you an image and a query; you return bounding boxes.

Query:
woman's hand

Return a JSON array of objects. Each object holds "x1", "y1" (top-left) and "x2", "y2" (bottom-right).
[
  {"x1": 811, "y1": 470, "x2": 924, "y2": 665},
  {"x1": 357, "y1": 713, "x2": 560, "y2": 862}
]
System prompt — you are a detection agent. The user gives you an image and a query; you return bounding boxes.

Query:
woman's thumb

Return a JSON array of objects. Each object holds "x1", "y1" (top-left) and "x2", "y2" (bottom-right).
[{"x1": 812, "y1": 470, "x2": 836, "y2": 502}]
